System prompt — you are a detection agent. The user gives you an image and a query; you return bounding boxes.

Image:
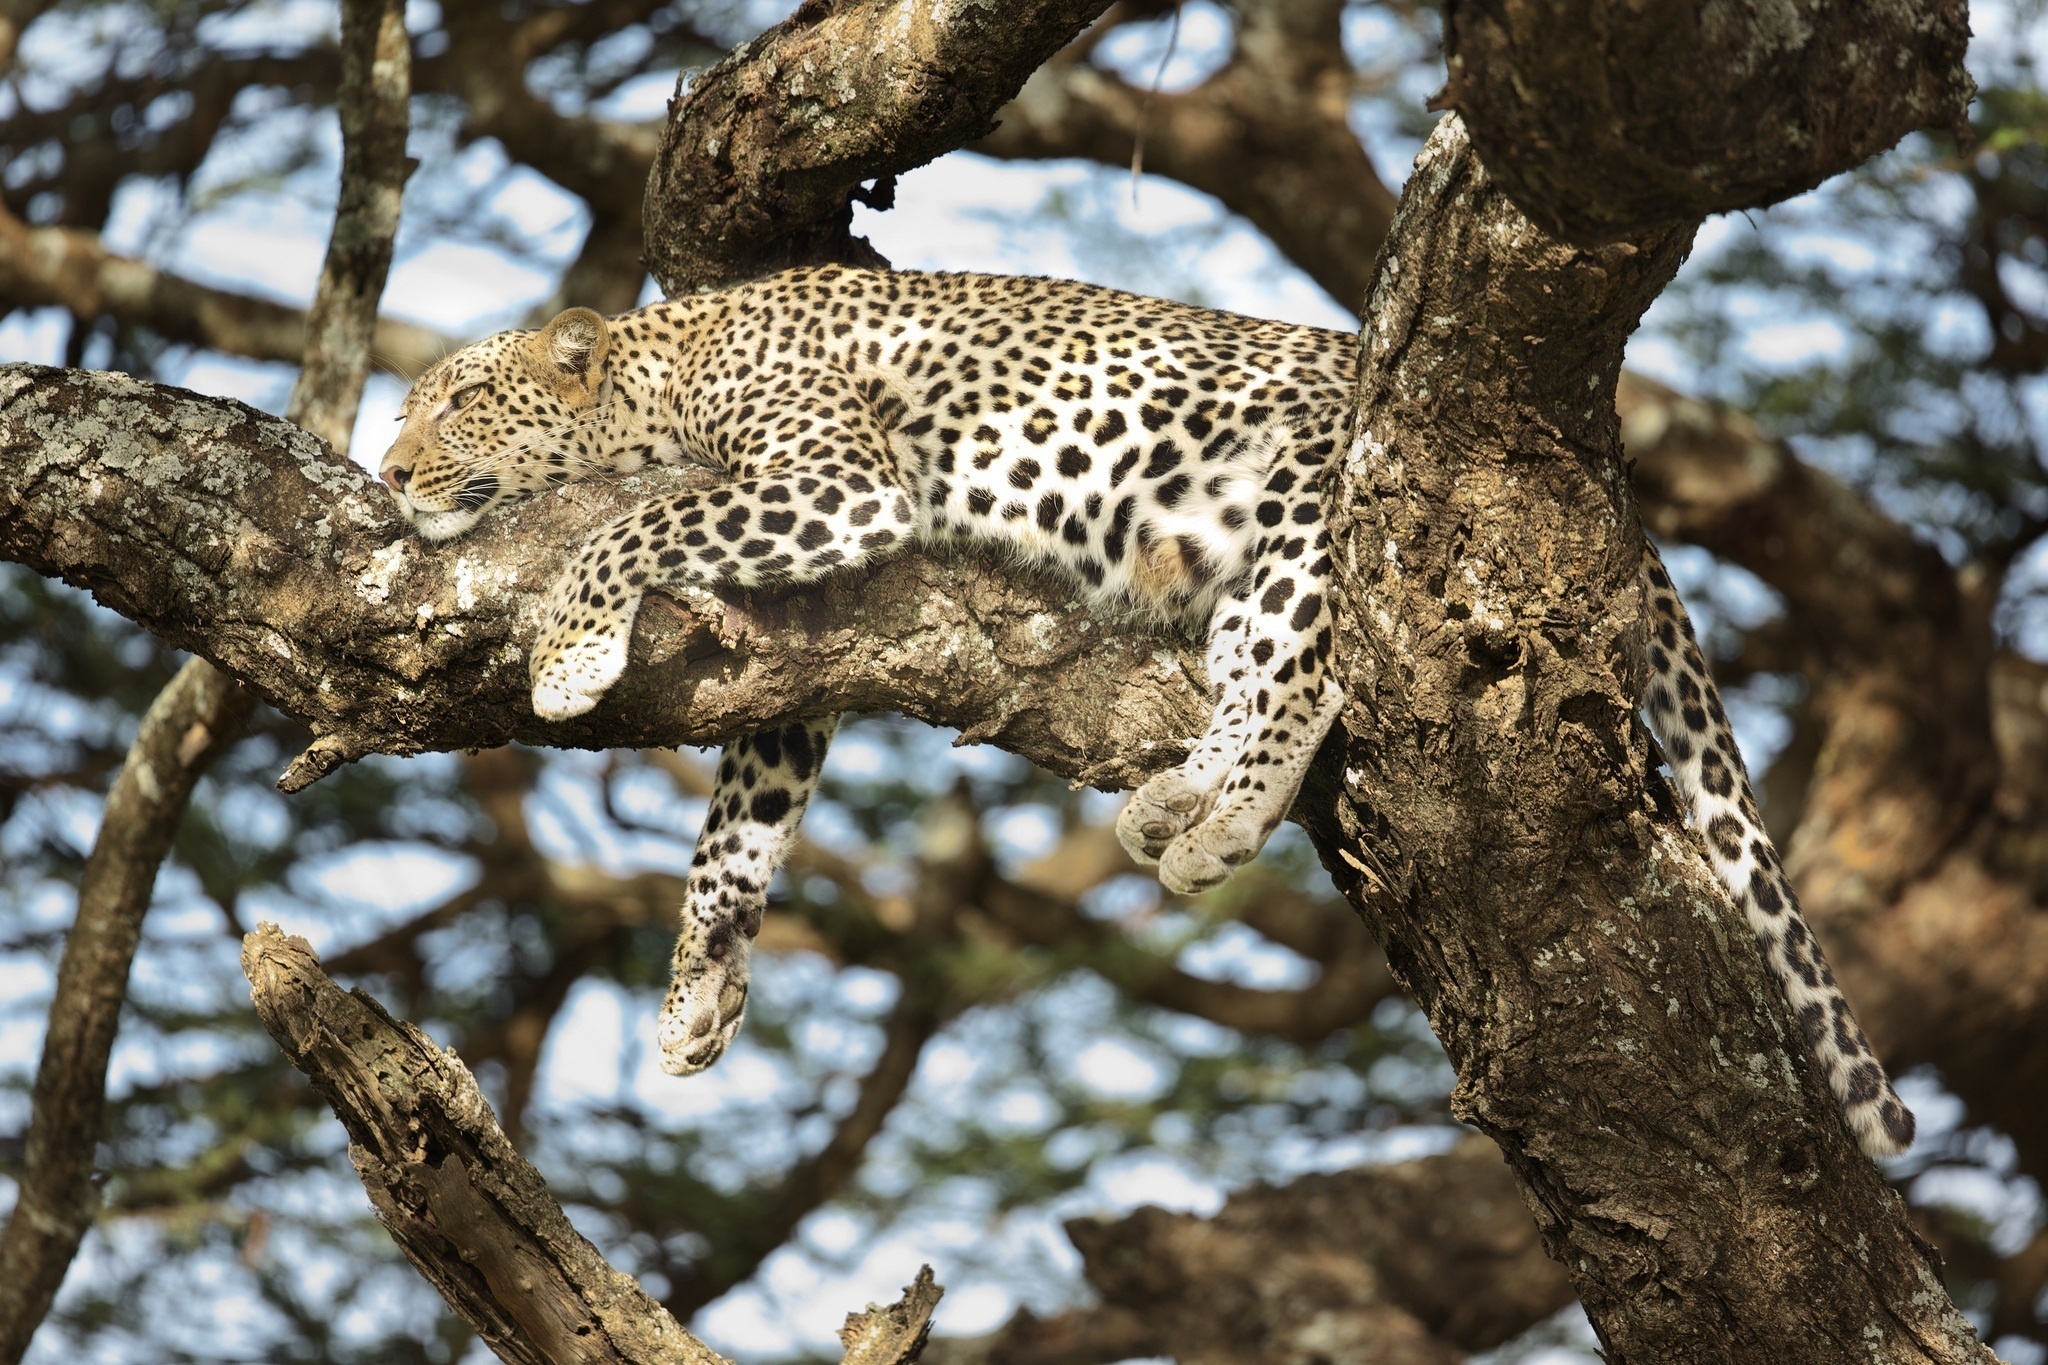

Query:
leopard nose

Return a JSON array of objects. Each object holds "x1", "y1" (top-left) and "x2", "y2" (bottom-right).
[{"x1": 381, "y1": 465, "x2": 412, "y2": 492}]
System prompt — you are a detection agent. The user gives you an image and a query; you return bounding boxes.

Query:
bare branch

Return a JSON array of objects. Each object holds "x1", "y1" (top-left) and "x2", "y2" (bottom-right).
[
  {"x1": 241, "y1": 923, "x2": 732, "y2": 1365},
  {"x1": 242, "y1": 925, "x2": 947, "y2": 1365}
]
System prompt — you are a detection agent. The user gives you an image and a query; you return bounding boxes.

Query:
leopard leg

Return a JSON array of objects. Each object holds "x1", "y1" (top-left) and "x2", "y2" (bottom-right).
[
  {"x1": 1132, "y1": 479, "x2": 1342, "y2": 894},
  {"x1": 1117, "y1": 584, "x2": 1257, "y2": 864},
  {"x1": 529, "y1": 469, "x2": 915, "y2": 719},
  {"x1": 658, "y1": 716, "x2": 838, "y2": 1075},
  {"x1": 1638, "y1": 545, "x2": 1914, "y2": 1159}
]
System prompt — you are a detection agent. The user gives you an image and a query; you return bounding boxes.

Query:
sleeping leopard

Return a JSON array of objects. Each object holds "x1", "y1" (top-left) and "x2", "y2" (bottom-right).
[{"x1": 376, "y1": 264, "x2": 1915, "y2": 1160}]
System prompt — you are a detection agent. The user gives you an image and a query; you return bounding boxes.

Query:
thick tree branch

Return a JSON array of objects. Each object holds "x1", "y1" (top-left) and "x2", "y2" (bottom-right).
[
  {"x1": 1320, "y1": 114, "x2": 1987, "y2": 1361},
  {"x1": 0, "y1": 365, "x2": 1208, "y2": 794},
  {"x1": 1442, "y1": 0, "x2": 1974, "y2": 245},
  {"x1": 643, "y1": 0, "x2": 1116, "y2": 292},
  {"x1": 0, "y1": 661, "x2": 252, "y2": 1365}
]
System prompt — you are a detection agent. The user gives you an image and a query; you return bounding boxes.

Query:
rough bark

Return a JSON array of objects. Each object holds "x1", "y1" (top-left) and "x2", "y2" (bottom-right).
[
  {"x1": 1317, "y1": 114, "x2": 1989, "y2": 1362},
  {"x1": 642, "y1": 0, "x2": 1115, "y2": 292},
  {"x1": 0, "y1": 365, "x2": 1209, "y2": 796},
  {"x1": 241, "y1": 924, "x2": 724, "y2": 1365},
  {"x1": 1441, "y1": 0, "x2": 1975, "y2": 245},
  {"x1": 0, "y1": 661, "x2": 252, "y2": 1365}
]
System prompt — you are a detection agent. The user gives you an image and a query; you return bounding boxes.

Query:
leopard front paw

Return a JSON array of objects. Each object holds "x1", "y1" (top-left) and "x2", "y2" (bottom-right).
[
  {"x1": 1157, "y1": 811, "x2": 1268, "y2": 894},
  {"x1": 1116, "y1": 767, "x2": 1216, "y2": 865},
  {"x1": 529, "y1": 628, "x2": 629, "y2": 721},
  {"x1": 656, "y1": 933, "x2": 751, "y2": 1076}
]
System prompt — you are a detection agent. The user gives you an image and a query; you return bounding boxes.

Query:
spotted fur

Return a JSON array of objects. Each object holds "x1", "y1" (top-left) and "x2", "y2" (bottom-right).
[
  {"x1": 1638, "y1": 549, "x2": 1914, "y2": 1156},
  {"x1": 379, "y1": 265, "x2": 1911, "y2": 1158}
]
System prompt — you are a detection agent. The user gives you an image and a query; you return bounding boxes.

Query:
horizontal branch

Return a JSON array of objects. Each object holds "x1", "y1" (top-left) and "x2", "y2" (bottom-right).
[
  {"x1": 0, "y1": 208, "x2": 450, "y2": 380},
  {"x1": 954, "y1": 1138, "x2": 1572, "y2": 1365},
  {"x1": 0, "y1": 364, "x2": 1207, "y2": 792}
]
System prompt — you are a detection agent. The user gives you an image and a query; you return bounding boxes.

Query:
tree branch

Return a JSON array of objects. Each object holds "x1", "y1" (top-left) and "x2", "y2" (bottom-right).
[
  {"x1": 241, "y1": 922, "x2": 733, "y2": 1364},
  {"x1": 944, "y1": 1138, "x2": 1573, "y2": 1365},
  {"x1": 0, "y1": 209, "x2": 451, "y2": 381},
  {"x1": 1442, "y1": 0, "x2": 1974, "y2": 245},
  {"x1": 974, "y1": 0, "x2": 1396, "y2": 312},
  {"x1": 643, "y1": 0, "x2": 1117, "y2": 292},
  {"x1": 288, "y1": 0, "x2": 413, "y2": 456},
  {"x1": 0, "y1": 365, "x2": 1208, "y2": 794},
  {"x1": 241, "y1": 924, "x2": 944, "y2": 1364},
  {"x1": 0, "y1": 660, "x2": 252, "y2": 1365}
]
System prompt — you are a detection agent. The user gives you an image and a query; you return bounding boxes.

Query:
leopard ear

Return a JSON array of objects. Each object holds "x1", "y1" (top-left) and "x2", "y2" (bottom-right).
[{"x1": 530, "y1": 308, "x2": 610, "y2": 389}]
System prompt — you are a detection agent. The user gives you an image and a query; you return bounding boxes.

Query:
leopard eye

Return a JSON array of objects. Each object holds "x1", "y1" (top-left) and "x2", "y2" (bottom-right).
[{"x1": 450, "y1": 383, "x2": 485, "y2": 410}]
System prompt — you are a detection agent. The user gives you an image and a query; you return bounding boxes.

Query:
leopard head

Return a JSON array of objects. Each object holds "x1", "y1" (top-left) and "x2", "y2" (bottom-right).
[{"x1": 379, "y1": 308, "x2": 612, "y2": 541}]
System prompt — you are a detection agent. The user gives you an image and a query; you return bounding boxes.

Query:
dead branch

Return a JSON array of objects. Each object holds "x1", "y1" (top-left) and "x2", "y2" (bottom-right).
[
  {"x1": 242, "y1": 924, "x2": 946, "y2": 1365},
  {"x1": 242, "y1": 922, "x2": 733, "y2": 1365}
]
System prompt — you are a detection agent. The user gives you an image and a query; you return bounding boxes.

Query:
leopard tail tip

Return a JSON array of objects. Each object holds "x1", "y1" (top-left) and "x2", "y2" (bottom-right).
[{"x1": 1847, "y1": 1090, "x2": 1916, "y2": 1161}]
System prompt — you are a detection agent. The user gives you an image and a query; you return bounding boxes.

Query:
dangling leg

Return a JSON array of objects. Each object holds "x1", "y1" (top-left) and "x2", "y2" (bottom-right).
[
  {"x1": 1117, "y1": 582, "x2": 1258, "y2": 862},
  {"x1": 1638, "y1": 544, "x2": 1914, "y2": 1158},
  {"x1": 659, "y1": 715, "x2": 839, "y2": 1075},
  {"x1": 1119, "y1": 495, "x2": 1343, "y2": 892}
]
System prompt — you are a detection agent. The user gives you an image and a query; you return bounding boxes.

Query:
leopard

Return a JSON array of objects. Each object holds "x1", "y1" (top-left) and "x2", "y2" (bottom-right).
[{"x1": 377, "y1": 263, "x2": 1914, "y2": 1160}]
